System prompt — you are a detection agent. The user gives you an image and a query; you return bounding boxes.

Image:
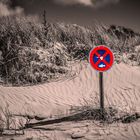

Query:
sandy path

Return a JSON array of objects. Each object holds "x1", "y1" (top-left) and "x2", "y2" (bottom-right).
[
  {"x1": 2, "y1": 121, "x2": 140, "y2": 140},
  {"x1": 0, "y1": 63, "x2": 140, "y2": 117}
]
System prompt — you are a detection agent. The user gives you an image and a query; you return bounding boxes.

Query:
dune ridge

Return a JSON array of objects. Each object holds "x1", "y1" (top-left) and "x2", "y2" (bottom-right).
[{"x1": 0, "y1": 62, "x2": 140, "y2": 117}]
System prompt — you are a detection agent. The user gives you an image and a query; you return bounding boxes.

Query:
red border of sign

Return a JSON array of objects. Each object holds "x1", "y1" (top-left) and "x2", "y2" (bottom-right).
[{"x1": 89, "y1": 45, "x2": 114, "y2": 72}]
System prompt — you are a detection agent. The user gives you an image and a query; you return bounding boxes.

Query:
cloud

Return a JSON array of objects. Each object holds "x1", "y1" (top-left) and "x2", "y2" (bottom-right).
[
  {"x1": 0, "y1": 0, "x2": 23, "y2": 17},
  {"x1": 92, "y1": 0, "x2": 120, "y2": 8},
  {"x1": 54, "y1": 0, "x2": 93, "y2": 6},
  {"x1": 53, "y1": 0, "x2": 120, "y2": 7}
]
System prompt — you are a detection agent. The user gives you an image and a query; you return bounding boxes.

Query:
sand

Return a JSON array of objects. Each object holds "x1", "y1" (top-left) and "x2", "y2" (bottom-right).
[
  {"x1": 0, "y1": 62, "x2": 140, "y2": 139},
  {"x1": 0, "y1": 62, "x2": 140, "y2": 115}
]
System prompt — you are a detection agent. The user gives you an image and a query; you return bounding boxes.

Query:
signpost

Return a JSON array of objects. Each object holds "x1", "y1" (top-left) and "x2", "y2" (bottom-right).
[{"x1": 89, "y1": 45, "x2": 114, "y2": 119}]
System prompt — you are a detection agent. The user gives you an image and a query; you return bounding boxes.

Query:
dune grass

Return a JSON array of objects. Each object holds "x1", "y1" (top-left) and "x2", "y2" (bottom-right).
[{"x1": 0, "y1": 15, "x2": 140, "y2": 86}]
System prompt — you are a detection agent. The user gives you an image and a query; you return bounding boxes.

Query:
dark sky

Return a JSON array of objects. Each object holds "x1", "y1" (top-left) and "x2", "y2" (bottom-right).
[{"x1": 12, "y1": 0, "x2": 140, "y2": 32}]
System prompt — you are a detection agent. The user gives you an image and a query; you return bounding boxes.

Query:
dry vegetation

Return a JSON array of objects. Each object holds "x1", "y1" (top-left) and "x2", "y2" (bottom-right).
[
  {"x1": 0, "y1": 103, "x2": 26, "y2": 136},
  {"x1": 0, "y1": 14, "x2": 140, "y2": 86}
]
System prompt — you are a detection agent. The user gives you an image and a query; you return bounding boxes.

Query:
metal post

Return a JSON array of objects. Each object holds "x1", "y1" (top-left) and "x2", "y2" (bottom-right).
[{"x1": 99, "y1": 72, "x2": 104, "y2": 119}]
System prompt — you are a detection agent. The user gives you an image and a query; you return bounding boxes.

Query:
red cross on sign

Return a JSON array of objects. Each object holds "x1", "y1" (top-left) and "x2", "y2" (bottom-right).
[{"x1": 89, "y1": 45, "x2": 114, "y2": 72}]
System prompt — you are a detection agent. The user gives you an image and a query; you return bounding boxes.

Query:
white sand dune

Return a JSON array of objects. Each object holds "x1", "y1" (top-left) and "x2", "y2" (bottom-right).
[{"x1": 0, "y1": 62, "x2": 140, "y2": 117}]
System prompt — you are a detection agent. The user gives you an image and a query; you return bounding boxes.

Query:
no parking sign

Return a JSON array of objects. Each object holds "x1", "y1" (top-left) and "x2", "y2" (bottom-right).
[
  {"x1": 89, "y1": 45, "x2": 114, "y2": 72},
  {"x1": 89, "y1": 45, "x2": 114, "y2": 120}
]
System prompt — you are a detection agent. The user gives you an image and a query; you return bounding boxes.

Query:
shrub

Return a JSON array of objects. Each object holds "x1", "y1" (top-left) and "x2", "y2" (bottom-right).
[{"x1": 0, "y1": 15, "x2": 140, "y2": 86}]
